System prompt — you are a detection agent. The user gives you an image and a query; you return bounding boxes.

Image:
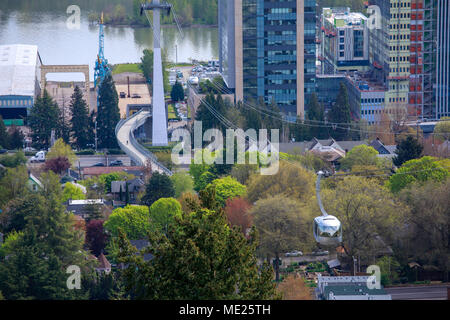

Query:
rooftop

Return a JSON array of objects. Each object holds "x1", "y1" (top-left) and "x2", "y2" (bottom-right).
[
  {"x1": 323, "y1": 7, "x2": 367, "y2": 28},
  {"x1": 82, "y1": 166, "x2": 145, "y2": 176},
  {"x1": 0, "y1": 44, "x2": 41, "y2": 97}
]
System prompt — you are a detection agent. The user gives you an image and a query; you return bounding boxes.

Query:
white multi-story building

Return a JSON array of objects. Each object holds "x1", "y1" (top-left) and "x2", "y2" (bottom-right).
[{"x1": 320, "y1": 7, "x2": 370, "y2": 74}]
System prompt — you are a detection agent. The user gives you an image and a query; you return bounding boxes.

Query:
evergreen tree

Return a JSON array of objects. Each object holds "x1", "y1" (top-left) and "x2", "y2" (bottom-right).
[
  {"x1": 142, "y1": 172, "x2": 175, "y2": 206},
  {"x1": 0, "y1": 189, "x2": 90, "y2": 299},
  {"x1": 170, "y1": 81, "x2": 185, "y2": 102},
  {"x1": 70, "y1": 86, "x2": 91, "y2": 150},
  {"x1": 0, "y1": 115, "x2": 9, "y2": 149},
  {"x1": 307, "y1": 93, "x2": 327, "y2": 139},
  {"x1": 58, "y1": 97, "x2": 71, "y2": 144},
  {"x1": 96, "y1": 74, "x2": 120, "y2": 149},
  {"x1": 393, "y1": 136, "x2": 423, "y2": 167},
  {"x1": 117, "y1": 186, "x2": 278, "y2": 300},
  {"x1": 8, "y1": 125, "x2": 24, "y2": 150},
  {"x1": 28, "y1": 90, "x2": 60, "y2": 150},
  {"x1": 328, "y1": 82, "x2": 351, "y2": 140}
]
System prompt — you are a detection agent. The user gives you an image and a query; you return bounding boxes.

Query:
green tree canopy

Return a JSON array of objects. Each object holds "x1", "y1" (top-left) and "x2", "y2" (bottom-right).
[
  {"x1": 149, "y1": 197, "x2": 182, "y2": 233},
  {"x1": 104, "y1": 205, "x2": 151, "y2": 240},
  {"x1": 388, "y1": 156, "x2": 449, "y2": 193},
  {"x1": 251, "y1": 195, "x2": 314, "y2": 281},
  {"x1": 209, "y1": 176, "x2": 247, "y2": 207},
  {"x1": 393, "y1": 136, "x2": 423, "y2": 167},
  {"x1": 142, "y1": 172, "x2": 175, "y2": 206},
  {"x1": 170, "y1": 81, "x2": 185, "y2": 102},
  {"x1": 62, "y1": 182, "x2": 86, "y2": 203},
  {"x1": 0, "y1": 186, "x2": 89, "y2": 299},
  {"x1": 170, "y1": 171, "x2": 194, "y2": 198},
  {"x1": 322, "y1": 176, "x2": 407, "y2": 268},
  {"x1": 28, "y1": 90, "x2": 60, "y2": 150},
  {"x1": 0, "y1": 115, "x2": 9, "y2": 149},
  {"x1": 340, "y1": 145, "x2": 380, "y2": 171},
  {"x1": 70, "y1": 85, "x2": 92, "y2": 150},
  {"x1": 433, "y1": 117, "x2": 450, "y2": 141},
  {"x1": 116, "y1": 187, "x2": 277, "y2": 299},
  {"x1": 328, "y1": 82, "x2": 351, "y2": 140},
  {"x1": 47, "y1": 138, "x2": 77, "y2": 165},
  {"x1": 96, "y1": 74, "x2": 120, "y2": 149},
  {"x1": 247, "y1": 160, "x2": 315, "y2": 204}
]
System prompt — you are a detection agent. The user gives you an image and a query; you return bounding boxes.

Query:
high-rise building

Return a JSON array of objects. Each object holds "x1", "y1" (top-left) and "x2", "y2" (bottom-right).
[
  {"x1": 369, "y1": 0, "x2": 449, "y2": 120},
  {"x1": 369, "y1": 0, "x2": 411, "y2": 118},
  {"x1": 219, "y1": 0, "x2": 317, "y2": 119},
  {"x1": 320, "y1": 7, "x2": 370, "y2": 75},
  {"x1": 435, "y1": 0, "x2": 450, "y2": 118}
]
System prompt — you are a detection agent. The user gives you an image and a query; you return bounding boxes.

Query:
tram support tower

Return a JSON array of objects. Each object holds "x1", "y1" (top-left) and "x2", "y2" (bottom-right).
[{"x1": 141, "y1": 0, "x2": 171, "y2": 146}]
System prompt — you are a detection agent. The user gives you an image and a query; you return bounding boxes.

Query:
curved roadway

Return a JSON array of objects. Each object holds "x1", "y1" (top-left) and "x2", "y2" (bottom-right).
[{"x1": 115, "y1": 109, "x2": 172, "y2": 175}]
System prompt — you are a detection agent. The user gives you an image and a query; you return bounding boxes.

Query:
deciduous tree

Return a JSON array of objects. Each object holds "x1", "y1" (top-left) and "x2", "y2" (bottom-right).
[{"x1": 117, "y1": 187, "x2": 278, "y2": 299}]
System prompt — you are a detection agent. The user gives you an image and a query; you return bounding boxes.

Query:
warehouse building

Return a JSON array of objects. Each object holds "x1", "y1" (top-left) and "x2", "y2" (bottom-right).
[{"x1": 0, "y1": 44, "x2": 42, "y2": 126}]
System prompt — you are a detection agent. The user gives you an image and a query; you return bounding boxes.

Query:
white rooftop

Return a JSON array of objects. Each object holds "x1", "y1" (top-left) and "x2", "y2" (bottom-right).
[
  {"x1": 68, "y1": 199, "x2": 105, "y2": 205},
  {"x1": 0, "y1": 44, "x2": 40, "y2": 97}
]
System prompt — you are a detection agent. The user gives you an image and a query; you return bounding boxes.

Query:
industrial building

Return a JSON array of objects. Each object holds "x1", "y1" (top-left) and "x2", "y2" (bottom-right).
[
  {"x1": 316, "y1": 275, "x2": 392, "y2": 300},
  {"x1": 219, "y1": 0, "x2": 317, "y2": 119},
  {"x1": 0, "y1": 44, "x2": 42, "y2": 126},
  {"x1": 320, "y1": 7, "x2": 370, "y2": 74}
]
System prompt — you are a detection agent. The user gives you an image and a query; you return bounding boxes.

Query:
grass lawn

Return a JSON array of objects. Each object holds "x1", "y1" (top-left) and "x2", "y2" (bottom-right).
[
  {"x1": 112, "y1": 63, "x2": 142, "y2": 75},
  {"x1": 167, "y1": 104, "x2": 180, "y2": 120}
]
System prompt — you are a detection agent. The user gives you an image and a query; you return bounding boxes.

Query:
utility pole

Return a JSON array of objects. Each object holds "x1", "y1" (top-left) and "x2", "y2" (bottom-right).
[
  {"x1": 94, "y1": 121, "x2": 98, "y2": 153},
  {"x1": 176, "y1": 44, "x2": 178, "y2": 66}
]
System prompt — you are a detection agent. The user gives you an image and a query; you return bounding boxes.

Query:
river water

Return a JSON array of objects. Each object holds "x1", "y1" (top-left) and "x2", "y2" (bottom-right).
[{"x1": 0, "y1": 3, "x2": 218, "y2": 81}]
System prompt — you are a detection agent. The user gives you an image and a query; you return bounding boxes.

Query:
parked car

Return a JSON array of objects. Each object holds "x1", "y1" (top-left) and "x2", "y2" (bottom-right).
[
  {"x1": 119, "y1": 92, "x2": 126, "y2": 98},
  {"x1": 91, "y1": 162, "x2": 105, "y2": 167},
  {"x1": 285, "y1": 251, "x2": 303, "y2": 257},
  {"x1": 0, "y1": 149, "x2": 7, "y2": 154},
  {"x1": 131, "y1": 94, "x2": 141, "y2": 99},
  {"x1": 110, "y1": 160, "x2": 123, "y2": 166}
]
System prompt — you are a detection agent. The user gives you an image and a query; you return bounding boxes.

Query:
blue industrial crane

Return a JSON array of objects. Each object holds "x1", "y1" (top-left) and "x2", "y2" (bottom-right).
[{"x1": 94, "y1": 13, "x2": 110, "y2": 92}]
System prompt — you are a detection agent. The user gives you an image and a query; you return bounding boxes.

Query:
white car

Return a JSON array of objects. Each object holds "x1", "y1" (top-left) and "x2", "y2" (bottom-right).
[{"x1": 285, "y1": 251, "x2": 303, "y2": 257}]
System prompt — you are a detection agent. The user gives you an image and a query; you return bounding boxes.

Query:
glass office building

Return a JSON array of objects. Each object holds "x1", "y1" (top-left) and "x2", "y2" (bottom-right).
[{"x1": 219, "y1": 0, "x2": 317, "y2": 119}]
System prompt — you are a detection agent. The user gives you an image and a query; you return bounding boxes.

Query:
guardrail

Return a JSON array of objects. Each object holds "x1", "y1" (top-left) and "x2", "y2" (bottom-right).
[{"x1": 115, "y1": 109, "x2": 173, "y2": 176}]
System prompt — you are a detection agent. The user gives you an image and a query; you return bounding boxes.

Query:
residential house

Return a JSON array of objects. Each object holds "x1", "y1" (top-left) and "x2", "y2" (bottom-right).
[
  {"x1": 27, "y1": 173, "x2": 43, "y2": 192},
  {"x1": 111, "y1": 178, "x2": 145, "y2": 203},
  {"x1": 96, "y1": 253, "x2": 112, "y2": 274},
  {"x1": 63, "y1": 199, "x2": 109, "y2": 220},
  {"x1": 369, "y1": 138, "x2": 397, "y2": 159}
]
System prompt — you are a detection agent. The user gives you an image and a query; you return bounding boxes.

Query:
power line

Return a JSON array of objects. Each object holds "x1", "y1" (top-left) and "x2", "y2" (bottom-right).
[
  {"x1": 204, "y1": 78, "x2": 450, "y2": 136},
  {"x1": 187, "y1": 83, "x2": 450, "y2": 179}
]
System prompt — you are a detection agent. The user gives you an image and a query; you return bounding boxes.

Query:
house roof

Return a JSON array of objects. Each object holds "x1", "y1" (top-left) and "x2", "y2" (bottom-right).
[
  {"x1": 97, "y1": 253, "x2": 111, "y2": 270},
  {"x1": 130, "y1": 239, "x2": 154, "y2": 261},
  {"x1": 111, "y1": 178, "x2": 145, "y2": 193},
  {"x1": 28, "y1": 173, "x2": 43, "y2": 188},
  {"x1": 82, "y1": 166, "x2": 145, "y2": 176}
]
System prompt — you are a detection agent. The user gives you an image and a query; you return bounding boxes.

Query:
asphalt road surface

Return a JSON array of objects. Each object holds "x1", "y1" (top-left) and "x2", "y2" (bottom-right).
[
  {"x1": 385, "y1": 285, "x2": 448, "y2": 300},
  {"x1": 74, "y1": 155, "x2": 131, "y2": 168}
]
